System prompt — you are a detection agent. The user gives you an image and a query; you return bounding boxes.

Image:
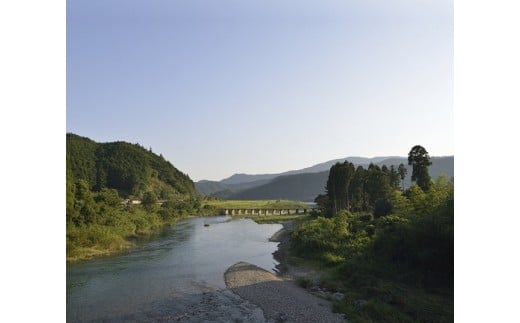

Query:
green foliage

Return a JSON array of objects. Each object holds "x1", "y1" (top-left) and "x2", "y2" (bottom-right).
[
  {"x1": 295, "y1": 277, "x2": 314, "y2": 289},
  {"x1": 365, "y1": 164, "x2": 391, "y2": 207},
  {"x1": 240, "y1": 214, "x2": 305, "y2": 224},
  {"x1": 374, "y1": 194, "x2": 454, "y2": 287},
  {"x1": 66, "y1": 133, "x2": 203, "y2": 262},
  {"x1": 66, "y1": 133, "x2": 197, "y2": 199},
  {"x1": 142, "y1": 190, "x2": 158, "y2": 210},
  {"x1": 291, "y1": 166, "x2": 454, "y2": 321},
  {"x1": 350, "y1": 166, "x2": 368, "y2": 212},
  {"x1": 291, "y1": 211, "x2": 350, "y2": 256},
  {"x1": 326, "y1": 162, "x2": 355, "y2": 215},
  {"x1": 94, "y1": 188, "x2": 121, "y2": 207},
  {"x1": 325, "y1": 162, "x2": 397, "y2": 215},
  {"x1": 373, "y1": 198, "x2": 393, "y2": 218},
  {"x1": 397, "y1": 163, "x2": 407, "y2": 191},
  {"x1": 408, "y1": 145, "x2": 432, "y2": 191}
]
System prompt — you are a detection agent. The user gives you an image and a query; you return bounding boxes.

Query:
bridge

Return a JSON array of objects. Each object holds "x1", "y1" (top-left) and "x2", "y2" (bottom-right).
[{"x1": 222, "y1": 208, "x2": 312, "y2": 216}]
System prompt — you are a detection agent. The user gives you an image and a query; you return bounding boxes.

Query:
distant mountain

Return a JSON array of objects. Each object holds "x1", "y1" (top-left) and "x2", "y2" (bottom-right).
[
  {"x1": 195, "y1": 178, "x2": 274, "y2": 197},
  {"x1": 281, "y1": 156, "x2": 401, "y2": 176},
  {"x1": 196, "y1": 156, "x2": 409, "y2": 196},
  {"x1": 229, "y1": 171, "x2": 329, "y2": 202},
  {"x1": 67, "y1": 133, "x2": 197, "y2": 199},
  {"x1": 198, "y1": 156, "x2": 454, "y2": 201},
  {"x1": 220, "y1": 173, "x2": 279, "y2": 185},
  {"x1": 195, "y1": 180, "x2": 229, "y2": 196}
]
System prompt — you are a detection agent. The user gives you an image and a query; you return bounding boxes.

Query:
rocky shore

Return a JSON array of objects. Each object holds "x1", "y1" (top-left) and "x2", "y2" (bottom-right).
[
  {"x1": 127, "y1": 220, "x2": 345, "y2": 322},
  {"x1": 224, "y1": 262, "x2": 344, "y2": 323},
  {"x1": 220, "y1": 220, "x2": 345, "y2": 323}
]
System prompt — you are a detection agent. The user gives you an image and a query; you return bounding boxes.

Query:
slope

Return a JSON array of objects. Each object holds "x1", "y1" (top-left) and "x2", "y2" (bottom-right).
[
  {"x1": 67, "y1": 133, "x2": 197, "y2": 199},
  {"x1": 226, "y1": 156, "x2": 453, "y2": 201}
]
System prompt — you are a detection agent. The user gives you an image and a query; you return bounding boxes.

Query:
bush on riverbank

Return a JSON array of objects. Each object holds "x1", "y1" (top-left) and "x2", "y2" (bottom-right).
[
  {"x1": 289, "y1": 177, "x2": 454, "y2": 322},
  {"x1": 66, "y1": 182, "x2": 200, "y2": 262}
]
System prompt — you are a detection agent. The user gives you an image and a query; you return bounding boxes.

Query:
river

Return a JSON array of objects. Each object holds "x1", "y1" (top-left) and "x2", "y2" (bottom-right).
[{"x1": 66, "y1": 216, "x2": 282, "y2": 322}]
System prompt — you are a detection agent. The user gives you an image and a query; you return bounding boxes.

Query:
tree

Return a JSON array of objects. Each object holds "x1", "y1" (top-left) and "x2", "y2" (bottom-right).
[
  {"x1": 365, "y1": 163, "x2": 391, "y2": 208},
  {"x1": 95, "y1": 188, "x2": 121, "y2": 207},
  {"x1": 408, "y1": 145, "x2": 432, "y2": 191},
  {"x1": 66, "y1": 160, "x2": 76, "y2": 222},
  {"x1": 397, "y1": 163, "x2": 408, "y2": 191},
  {"x1": 388, "y1": 165, "x2": 401, "y2": 190},
  {"x1": 350, "y1": 166, "x2": 368, "y2": 211},
  {"x1": 142, "y1": 190, "x2": 158, "y2": 210},
  {"x1": 74, "y1": 179, "x2": 99, "y2": 224},
  {"x1": 374, "y1": 198, "x2": 393, "y2": 218},
  {"x1": 326, "y1": 162, "x2": 355, "y2": 215},
  {"x1": 314, "y1": 194, "x2": 329, "y2": 214}
]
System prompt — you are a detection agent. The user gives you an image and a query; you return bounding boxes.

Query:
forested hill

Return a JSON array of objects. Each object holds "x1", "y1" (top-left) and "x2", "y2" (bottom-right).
[{"x1": 66, "y1": 133, "x2": 197, "y2": 199}]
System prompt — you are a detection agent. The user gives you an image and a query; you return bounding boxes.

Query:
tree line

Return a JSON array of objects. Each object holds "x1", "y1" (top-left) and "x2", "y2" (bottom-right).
[
  {"x1": 66, "y1": 134, "x2": 215, "y2": 262},
  {"x1": 290, "y1": 145, "x2": 453, "y2": 321},
  {"x1": 318, "y1": 145, "x2": 432, "y2": 216}
]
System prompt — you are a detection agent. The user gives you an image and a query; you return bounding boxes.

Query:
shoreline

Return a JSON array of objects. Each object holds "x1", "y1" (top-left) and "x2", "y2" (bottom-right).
[
  {"x1": 224, "y1": 261, "x2": 345, "y2": 322},
  {"x1": 218, "y1": 220, "x2": 346, "y2": 322},
  {"x1": 269, "y1": 220, "x2": 294, "y2": 276}
]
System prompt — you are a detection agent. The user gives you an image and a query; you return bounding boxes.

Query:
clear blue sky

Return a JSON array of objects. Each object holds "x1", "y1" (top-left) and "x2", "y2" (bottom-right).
[{"x1": 67, "y1": 0, "x2": 453, "y2": 181}]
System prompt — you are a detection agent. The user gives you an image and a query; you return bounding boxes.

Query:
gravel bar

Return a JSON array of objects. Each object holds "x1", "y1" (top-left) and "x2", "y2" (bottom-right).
[{"x1": 225, "y1": 262, "x2": 345, "y2": 323}]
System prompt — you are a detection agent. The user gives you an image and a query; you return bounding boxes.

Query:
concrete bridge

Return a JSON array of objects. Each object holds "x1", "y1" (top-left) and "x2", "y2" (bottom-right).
[{"x1": 222, "y1": 208, "x2": 312, "y2": 216}]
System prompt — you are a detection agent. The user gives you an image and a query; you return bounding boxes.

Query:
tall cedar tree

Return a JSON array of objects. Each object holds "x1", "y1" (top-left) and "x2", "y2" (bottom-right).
[
  {"x1": 325, "y1": 162, "x2": 355, "y2": 215},
  {"x1": 398, "y1": 163, "x2": 408, "y2": 191},
  {"x1": 408, "y1": 145, "x2": 432, "y2": 191}
]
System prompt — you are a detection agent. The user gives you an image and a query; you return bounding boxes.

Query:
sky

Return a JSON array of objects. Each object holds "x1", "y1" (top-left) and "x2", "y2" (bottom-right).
[{"x1": 67, "y1": 0, "x2": 453, "y2": 181}]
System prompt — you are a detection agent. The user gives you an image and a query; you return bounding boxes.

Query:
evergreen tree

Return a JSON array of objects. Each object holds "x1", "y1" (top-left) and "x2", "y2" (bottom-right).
[
  {"x1": 325, "y1": 162, "x2": 355, "y2": 215},
  {"x1": 408, "y1": 145, "x2": 432, "y2": 191},
  {"x1": 398, "y1": 163, "x2": 408, "y2": 191},
  {"x1": 389, "y1": 165, "x2": 401, "y2": 190}
]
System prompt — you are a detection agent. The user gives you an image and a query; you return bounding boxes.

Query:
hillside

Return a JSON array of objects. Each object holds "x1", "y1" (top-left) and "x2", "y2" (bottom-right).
[
  {"x1": 223, "y1": 156, "x2": 453, "y2": 201},
  {"x1": 229, "y1": 172, "x2": 329, "y2": 201},
  {"x1": 66, "y1": 133, "x2": 197, "y2": 199},
  {"x1": 195, "y1": 178, "x2": 273, "y2": 198},
  {"x1": 195, "y1": 156, "x2": 454, "y2": 201},
  {"x1": 195, "y1": 156, "x2": 399, "y2": 196}
]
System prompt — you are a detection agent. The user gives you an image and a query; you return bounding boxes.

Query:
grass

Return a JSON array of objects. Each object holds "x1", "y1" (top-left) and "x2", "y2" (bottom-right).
[
  {"x1": 203, "y1": 199, "x2": 310, "y2": 210},
  {"x1": 66, "y1": 207, "x2": 185, "y2": 263},
  {"x1": 287, "y1": 252, "x2": 453, "y2": 323},
  {"x1": 330, "y1": 276, "x2": 453, "y2": 323},
  {"x1": 234, "y1": 214, "x2": 309, "y2": 224}
]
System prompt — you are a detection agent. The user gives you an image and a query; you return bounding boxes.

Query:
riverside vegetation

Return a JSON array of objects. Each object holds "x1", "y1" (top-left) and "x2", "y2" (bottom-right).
[
  {"x1": 287, "y1": 145, "x2": 454, "y2": 322},
  {"x1": 66, "y1": 134, "x2": 215, "y2": 261},
  {"x1": 66, "y1": 134, "x2": 307, "y2": 261}
]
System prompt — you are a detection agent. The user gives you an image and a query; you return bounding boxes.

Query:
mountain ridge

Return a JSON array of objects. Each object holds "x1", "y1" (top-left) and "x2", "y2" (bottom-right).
[{"x1": 195, "y1": 155, "x2": 454, "y2": 200}]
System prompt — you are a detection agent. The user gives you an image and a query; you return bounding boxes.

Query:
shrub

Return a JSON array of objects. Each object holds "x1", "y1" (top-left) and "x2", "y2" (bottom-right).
[
  {"x1": 296, "y1": 277, "x2": 314, "y2": 289},
  {"x1": 374, "y1": 198, "x2": 393, "y2": 218},
  {"x1": 291, "y1": 212, "x2": 350, "y2": 255}
]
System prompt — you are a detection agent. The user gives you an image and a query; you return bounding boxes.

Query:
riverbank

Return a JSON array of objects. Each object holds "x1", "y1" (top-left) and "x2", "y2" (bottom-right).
[
  {"x1": 66, "y1": 216, "x2": 185, "y2": 263},
  {"x1": 66, "y1": 215, "x2": 219, "y2": 264},
  {"x1": 225, "y1": 262, "x2": 345, "y2": 323},
  {"x1": 219, "y1": 220, "x2": 346, "y2": 322}
]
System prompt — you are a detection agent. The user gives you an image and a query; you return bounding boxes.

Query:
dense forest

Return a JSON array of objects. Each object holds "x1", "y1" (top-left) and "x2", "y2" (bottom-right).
[
  {"x1": 290, "y1": 145, "x2": 454, "y2": 322},
  {"x1": 66, "y1": 134, "x2": 216, "y2": 261}
]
